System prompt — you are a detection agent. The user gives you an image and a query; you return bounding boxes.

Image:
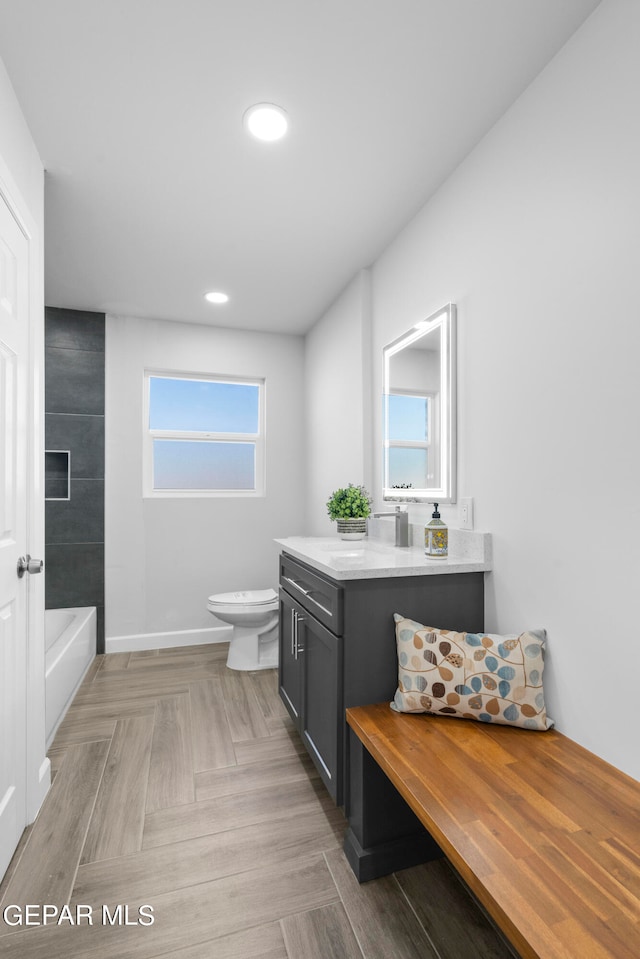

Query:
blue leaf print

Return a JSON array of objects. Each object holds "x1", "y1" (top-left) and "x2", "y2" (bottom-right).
[{"x1": 465, "y1": 633, "x2": 482, "y2": 647}]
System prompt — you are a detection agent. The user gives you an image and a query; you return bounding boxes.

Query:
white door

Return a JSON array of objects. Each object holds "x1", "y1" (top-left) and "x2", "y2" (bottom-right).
[{"x1": 0, "y1": 190, "x2": 30, "y2": 878}]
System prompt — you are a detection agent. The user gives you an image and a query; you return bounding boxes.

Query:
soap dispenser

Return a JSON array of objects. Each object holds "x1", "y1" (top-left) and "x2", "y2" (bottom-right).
[{"x1": 425, "y1": 503, "x2": 448, "y2": 560}]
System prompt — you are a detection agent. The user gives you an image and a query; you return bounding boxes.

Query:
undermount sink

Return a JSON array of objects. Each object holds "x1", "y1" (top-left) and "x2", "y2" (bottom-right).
[{"x1": 316, "y1": 538, "x2": 395, "y2": 554}]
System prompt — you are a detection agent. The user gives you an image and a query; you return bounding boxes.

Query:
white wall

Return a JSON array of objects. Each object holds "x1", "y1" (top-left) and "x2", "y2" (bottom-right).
[
  {"x1": 304, "y1": 270, "x2": 373, "y2": 534},
  {"x1": 106, "y1": 315, "x2": 306, "y2": 642},
  {"x1": 370, "y1": 0, "x2": 640, "y2": 779},
  {"x1": 0, "y1": 55, "x2": 48, "y2": 817},
  {"x1": 0, "y1": 59, "x2": 43, "y2": 228},
  {"x1": 390, "y1": 344, "x2": 440, "y2": 394},
  {"x1": 305, "y1": 0, "x2": 639, "y2": 780}
]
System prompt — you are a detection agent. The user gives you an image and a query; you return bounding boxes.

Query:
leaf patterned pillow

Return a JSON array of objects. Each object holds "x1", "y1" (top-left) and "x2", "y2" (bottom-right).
[{"x1": 391, "y1": 615, "x2": 553, "y2": 730}]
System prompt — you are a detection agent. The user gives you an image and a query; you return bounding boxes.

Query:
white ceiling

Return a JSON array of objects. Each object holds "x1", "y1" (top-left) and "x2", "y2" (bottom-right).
[{"x1": 0, "y1": 0, "x2": 600, "y2": 335}]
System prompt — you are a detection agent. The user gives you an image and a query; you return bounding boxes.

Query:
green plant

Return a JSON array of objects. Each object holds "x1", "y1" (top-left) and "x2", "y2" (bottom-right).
[{"x1": 326, "y1": 483, "x2": 372, "y2": 520}]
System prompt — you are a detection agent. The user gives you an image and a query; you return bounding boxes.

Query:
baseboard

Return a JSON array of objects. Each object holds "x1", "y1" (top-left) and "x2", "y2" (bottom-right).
[
  {"x1": 27, "y1": 756, "x2": 51, "y2": 823},
  {"x1": 38, "y1": 756, "x2": 51, "y2": 791},
  {"x1": 105, "y1": 625, "x2": 232, "y2": 654}
]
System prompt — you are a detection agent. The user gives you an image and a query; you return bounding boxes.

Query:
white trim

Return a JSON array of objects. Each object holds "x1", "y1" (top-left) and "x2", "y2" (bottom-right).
[
  {"x1": 35, "y1": 757, "x2": 51, "y2": 805},
  {"x1": 105, "y1": 624, "x2": 232, "y2": 654}
]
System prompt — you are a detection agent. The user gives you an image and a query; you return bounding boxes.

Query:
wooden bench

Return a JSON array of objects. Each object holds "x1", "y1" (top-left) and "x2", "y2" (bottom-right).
[{"x1": 345, "y1": 703, "x2": 640, "y2": 959}]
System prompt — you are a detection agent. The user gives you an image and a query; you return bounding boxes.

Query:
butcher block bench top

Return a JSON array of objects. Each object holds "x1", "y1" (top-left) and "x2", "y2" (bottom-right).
[{"x1": 346, "y1": 703, "x2": 640, "y2": 959}]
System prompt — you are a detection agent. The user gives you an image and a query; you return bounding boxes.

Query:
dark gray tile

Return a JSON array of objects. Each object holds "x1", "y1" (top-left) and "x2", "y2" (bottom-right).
[
  {"x1": 96, "y1": 606, "x2": 105, "y2": 654},
  {"x1": 45, "y1": 480, "x2": 104, "y2": 544},
  {"x1": 45, "y1": 544, "x2": 104, "y2": 608},
  {"x1": 45, "y1": 307, "x2": 105, "y2": 352},
  {"x1": 45, "y1": 347, "x2": 105, "y2": 415},
  {"x1": 45, "y1": 477, "x2": 69, "y2": 500},
  {"x1": 46, "y1": 414, "x2": 105, "y2": 479}
]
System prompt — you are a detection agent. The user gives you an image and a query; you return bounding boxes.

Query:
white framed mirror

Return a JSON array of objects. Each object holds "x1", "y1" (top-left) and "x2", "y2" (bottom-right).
[{"x1": 383, "y1": 303, "x2": 456, "y2": 503}]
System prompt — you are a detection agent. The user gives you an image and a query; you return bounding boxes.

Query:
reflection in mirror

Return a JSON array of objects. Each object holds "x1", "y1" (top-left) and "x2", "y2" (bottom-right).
[{"x1": 383, "y1": 303, "x2": 456, "y2": 503}]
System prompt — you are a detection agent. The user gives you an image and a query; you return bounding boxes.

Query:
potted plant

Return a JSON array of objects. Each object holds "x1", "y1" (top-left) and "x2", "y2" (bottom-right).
[{"x1": 326, "y1": 483, "x2": 372, "y2": 540}]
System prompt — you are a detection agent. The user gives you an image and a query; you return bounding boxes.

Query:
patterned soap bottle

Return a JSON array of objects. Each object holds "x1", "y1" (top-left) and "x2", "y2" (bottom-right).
[{"x1": 424, "y1": 502, "x2": 448, "y2": 559}]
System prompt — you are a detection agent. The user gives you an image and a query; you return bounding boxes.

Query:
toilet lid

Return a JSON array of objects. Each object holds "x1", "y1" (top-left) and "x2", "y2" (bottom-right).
[{"x1": 207, "y1": 588, "x2": 277, "y2": 607}]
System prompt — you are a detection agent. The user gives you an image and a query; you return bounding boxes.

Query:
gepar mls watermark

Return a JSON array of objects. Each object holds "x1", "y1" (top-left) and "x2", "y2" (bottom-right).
[{"x1": 3, "y1": 904, "x2": 154, "y2": 926}]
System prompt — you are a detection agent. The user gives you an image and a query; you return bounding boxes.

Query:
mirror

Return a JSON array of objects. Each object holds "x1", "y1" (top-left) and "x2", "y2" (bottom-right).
[{"x1": 383, "y1": 303, "x2": 456, "y2": 503}]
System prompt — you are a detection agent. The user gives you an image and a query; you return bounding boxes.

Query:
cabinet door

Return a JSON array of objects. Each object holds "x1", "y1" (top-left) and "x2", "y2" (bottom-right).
[
  {"x1": 278, "y1": 590, "x2": 302, "y2": 729},
  {"x1": 299, "y1": 613, "x2": 342, "y2": 804}
]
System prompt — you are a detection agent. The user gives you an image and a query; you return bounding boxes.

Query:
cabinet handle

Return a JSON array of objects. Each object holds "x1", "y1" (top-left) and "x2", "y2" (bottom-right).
[
  {"x1": 295, "y1": 612, "x2": 304, "y2": 657},
  {"x1": 283, "y1": 576, "x2": 332, "y2": 618},
  {"x1": 292, "y1": 610, "x2": 305, "y2": 660},
  {"x1": 284, "y1": 575, "x2": 310, "y2": 596}
]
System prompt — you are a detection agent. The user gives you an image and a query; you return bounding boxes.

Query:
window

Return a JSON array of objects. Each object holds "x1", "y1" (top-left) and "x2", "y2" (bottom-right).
[
  {"x1": 144, "y1": 372, "x2": 265, "y2": 496},
  {"x1": 385, "y1": 391, "x2": 439, "y2": 490}
]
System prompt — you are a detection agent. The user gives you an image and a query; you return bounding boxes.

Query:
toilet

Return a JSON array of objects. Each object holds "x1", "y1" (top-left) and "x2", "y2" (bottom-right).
[{"x1": 207, "y1": 588, "x2": 279, "y2": 671}]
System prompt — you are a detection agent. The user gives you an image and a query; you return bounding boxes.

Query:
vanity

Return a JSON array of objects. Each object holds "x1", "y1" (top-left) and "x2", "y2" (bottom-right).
[
  {"x1": 276, "y1": 533, "x2": 491, "y2": 879},
  {"x1": 275, "y1": 299, "x2": 493, "y2": 877}
]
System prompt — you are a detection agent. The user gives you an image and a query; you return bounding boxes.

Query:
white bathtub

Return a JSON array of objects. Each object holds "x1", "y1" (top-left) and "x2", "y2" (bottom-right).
[{"x1": 45, "y1": 606, "x2": 96, "y2": 746}]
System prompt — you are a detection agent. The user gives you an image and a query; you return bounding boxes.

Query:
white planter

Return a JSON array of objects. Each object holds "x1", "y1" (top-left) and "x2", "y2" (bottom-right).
[{"x1": 336, "y1": 518, "x2": 367, "y2": 541}]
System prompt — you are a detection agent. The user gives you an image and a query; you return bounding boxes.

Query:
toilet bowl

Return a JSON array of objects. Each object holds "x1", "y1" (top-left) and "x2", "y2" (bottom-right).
[{"x1": 207, "y1": 588, "x2": 279, "y2": 671}]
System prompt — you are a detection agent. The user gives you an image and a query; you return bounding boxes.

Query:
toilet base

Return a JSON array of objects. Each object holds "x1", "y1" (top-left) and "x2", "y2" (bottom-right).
[{"x1": 226, "y1": 619, "x2": 278, "y2": 671}]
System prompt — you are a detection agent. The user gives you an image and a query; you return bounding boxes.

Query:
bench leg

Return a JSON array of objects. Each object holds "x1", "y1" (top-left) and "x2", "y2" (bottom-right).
[{"x1": 344, "y1": 728, "x2": 442, "y2": 882}]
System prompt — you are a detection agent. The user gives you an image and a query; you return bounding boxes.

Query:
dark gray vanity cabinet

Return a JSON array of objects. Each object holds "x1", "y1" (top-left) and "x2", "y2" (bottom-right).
[
  {"x1": 278, "y1": 550, "x2": 485, "y2": 817},
  {"x1": 278, "y1": 589, "x2": 303, "y2": 725},
  {"x1": 279, "y1": 553, "x2": 343, "y2": 802}
]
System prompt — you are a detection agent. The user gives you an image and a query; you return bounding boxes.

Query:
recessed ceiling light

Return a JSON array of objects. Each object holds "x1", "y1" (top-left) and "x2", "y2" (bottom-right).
[
  {"x1": 204, "y1": 291, "x2": 229, "y2": 305},
  {"x1": 243, "y1": 103, "x2": 288, "y2": 142}
]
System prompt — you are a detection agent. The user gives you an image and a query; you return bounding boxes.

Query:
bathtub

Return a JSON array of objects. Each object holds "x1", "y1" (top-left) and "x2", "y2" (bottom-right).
[{"x1": 45, "y1": 606, "x2": 96, "y2": 746}]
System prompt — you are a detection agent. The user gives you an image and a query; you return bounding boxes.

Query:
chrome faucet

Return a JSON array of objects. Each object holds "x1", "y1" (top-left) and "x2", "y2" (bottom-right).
[{"x1": 369, "y1": 506, "x2": 409, "y2": 547}]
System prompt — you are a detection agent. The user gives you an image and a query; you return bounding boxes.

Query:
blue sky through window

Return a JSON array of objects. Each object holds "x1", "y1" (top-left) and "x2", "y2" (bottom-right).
[
  {"x1": 388, "y1": 394, "x2": 428, "y2": 442},
  {"x1": 149, "y1": 377, "x2": 259, "y2": 433}
]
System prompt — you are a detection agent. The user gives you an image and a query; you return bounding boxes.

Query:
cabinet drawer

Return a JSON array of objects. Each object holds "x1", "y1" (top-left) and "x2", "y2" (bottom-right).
[{"x1": 279, "y1": 553, "x2": 343, "y2": 635}]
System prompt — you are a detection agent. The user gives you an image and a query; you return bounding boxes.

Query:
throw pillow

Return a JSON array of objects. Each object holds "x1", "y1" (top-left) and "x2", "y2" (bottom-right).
[{"x1": 391, "y1": 614, "x2": 553, "y2": 730}]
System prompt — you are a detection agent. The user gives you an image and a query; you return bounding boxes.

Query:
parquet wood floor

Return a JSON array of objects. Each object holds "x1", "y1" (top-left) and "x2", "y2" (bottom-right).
[{"x1": 0, "y1": 644, "x2": 514, "y2": 958}]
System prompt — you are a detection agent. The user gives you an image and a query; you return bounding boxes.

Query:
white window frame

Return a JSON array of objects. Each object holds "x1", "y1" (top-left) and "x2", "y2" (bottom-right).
[{"x1": 143, "y1": 370, "x2": 266, "y2": 498}]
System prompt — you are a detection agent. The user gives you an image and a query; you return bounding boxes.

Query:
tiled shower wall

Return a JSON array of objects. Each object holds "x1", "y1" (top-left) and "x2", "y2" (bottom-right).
[{"x1": 45, "y1": 307, "x2": 105, "y2": 651}]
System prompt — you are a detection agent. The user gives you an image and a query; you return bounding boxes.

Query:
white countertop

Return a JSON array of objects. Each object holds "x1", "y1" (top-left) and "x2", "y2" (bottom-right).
[{"x1": 275, "y1": 532, "x2": 492, "y2": 581}]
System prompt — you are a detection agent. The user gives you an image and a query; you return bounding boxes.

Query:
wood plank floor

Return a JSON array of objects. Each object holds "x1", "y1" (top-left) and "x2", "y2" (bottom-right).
[{"x1": 0, "y1": 643, "x2": 516, "y2": 958}]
